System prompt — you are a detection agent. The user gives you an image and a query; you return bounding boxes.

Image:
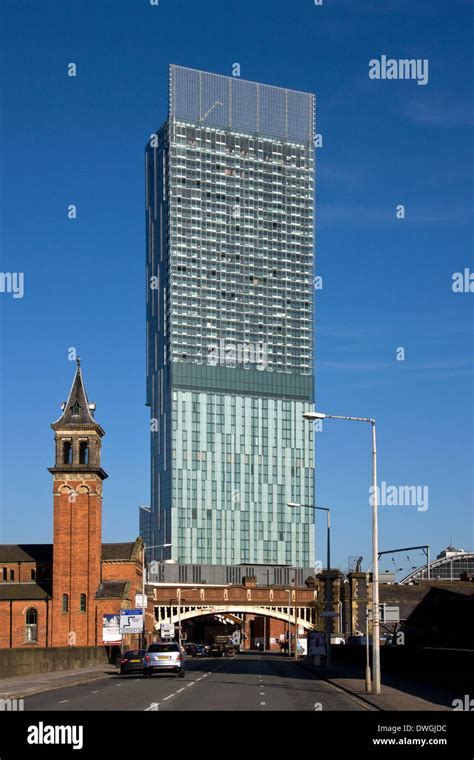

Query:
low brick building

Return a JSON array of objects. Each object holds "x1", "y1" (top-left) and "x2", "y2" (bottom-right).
[{"x1": 0, "y1": 359, "x2": 143, "y2": 649}]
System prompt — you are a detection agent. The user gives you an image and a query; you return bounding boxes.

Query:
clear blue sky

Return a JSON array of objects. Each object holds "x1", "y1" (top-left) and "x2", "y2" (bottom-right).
[{"x1": 0, "y1": 0, "x2": 472, "y2": 576}]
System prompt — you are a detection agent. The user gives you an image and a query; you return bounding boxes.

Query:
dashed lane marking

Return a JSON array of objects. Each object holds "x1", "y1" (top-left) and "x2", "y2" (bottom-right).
[
  {"x1": 162, "y1": 694, "x2": 175, "y2": 701},
  {"x1": 58, "y1": 700, "x2": 69, "y2": 704}
]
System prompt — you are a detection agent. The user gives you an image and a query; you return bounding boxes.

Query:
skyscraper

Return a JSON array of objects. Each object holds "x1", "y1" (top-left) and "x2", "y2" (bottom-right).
[{"x1": 146, "y1": 65, "x2": 315, "y2": 566}]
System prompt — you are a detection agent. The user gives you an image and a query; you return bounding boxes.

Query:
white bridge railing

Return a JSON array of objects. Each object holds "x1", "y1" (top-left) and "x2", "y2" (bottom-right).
[{"x1": 153, "y1": 604, "x2": 315, "y2": 630}]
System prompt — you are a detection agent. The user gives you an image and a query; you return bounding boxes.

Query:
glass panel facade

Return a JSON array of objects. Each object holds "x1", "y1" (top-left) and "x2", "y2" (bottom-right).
[{"x1": 146, "y1": 66, "x2": 316, "y2": 566}]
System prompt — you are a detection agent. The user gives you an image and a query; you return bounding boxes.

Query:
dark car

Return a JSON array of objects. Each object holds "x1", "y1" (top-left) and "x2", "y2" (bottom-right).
[
  {"x1": 119, "y1": 649, "x2": 145, "y2": 675},
  {"x1": 192, "y1": 644, "x2": 208, "y2": 657},
  {"x1": 346, "y1": 635, "x2": 372, "y2": 646},
  {"x1": 143, "y1": 642, "x2": 185, "y2": 678}
]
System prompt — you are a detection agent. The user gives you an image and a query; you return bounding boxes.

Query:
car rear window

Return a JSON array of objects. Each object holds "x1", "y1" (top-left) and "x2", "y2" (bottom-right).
[
  {"x1": 124, "y1": 650, "x2": 143, "y2": 658},
  {"x1": 148, "y1": 643, "x2": 179, "y2": 653}
]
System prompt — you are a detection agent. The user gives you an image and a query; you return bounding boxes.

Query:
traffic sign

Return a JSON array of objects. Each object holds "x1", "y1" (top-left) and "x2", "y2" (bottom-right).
[
  {"x1": 120, "y1": 609, "x2": 143, "y2": 634},
  {"x1": 160, "y1": 623, "x2": 174, "y2": 638}
]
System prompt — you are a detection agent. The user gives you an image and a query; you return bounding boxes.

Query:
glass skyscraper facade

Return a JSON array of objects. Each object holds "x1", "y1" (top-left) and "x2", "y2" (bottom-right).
[{"x1": 146, "y1": 65, "x2": 315, "y2": 566}]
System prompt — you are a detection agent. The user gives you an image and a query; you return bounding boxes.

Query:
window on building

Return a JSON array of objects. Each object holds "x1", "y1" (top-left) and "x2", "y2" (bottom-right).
[
  {"x1": 71, "y1": 401, "x2": 81, "y2": 416},
  {"x1": 2, "y1": 568, "x2": 6, "y2": 582},
  {"x1": 63, "y1": 441, "x2": 72, "y2": 465},
  {"x1": 80, "y1": 594, "x2": 87, "y2": 613},
  {"x1": 79, "y1": 441, "x2": 89, "y2": 465},
  {"x1": 25, "y1": 608, "x2": 38, "y2": 643},
  {"x1": 9, "y1": 569, "x2": 14, "y2": 581},
  {"x1": 62, "y1": 594, "x2": 69, "y2": 613},
  {"x1": 31, "y1": 568, "x2": 36, "y2": 581}
]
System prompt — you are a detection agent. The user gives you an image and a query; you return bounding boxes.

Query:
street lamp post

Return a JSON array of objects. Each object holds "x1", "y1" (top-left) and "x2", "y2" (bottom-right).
[
  {"x1": 293, "y1": 571, "x2": 298, "y2": 661},
  {"x1": 141, "y1": 542, "x2": 172, "y2": 648},
  {"x1": 288, "y1": 503, "x2": 332, "y2": 668},
  {"x1": 365, "y1": 592, "x2": 372, "y2": 693},
  {"x1": 284, "y1": 588, "x2": 291, "y2": 656},
  {"x1": 178, "y1": 588, "x2": 181, "y2": 651},
  {"x1": 303, "y1": 411, "x2": 381, "y2": 694}
]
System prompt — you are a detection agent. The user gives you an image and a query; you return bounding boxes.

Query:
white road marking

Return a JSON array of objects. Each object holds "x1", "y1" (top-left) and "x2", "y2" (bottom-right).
[
  {"x1": 260, "y1": 692, "x2": 265, "y2": 695},
  {"x1": 176, "y1": 688, "x2": 185, "y2": 693},
  {"x1": 162, "y1": 694, "x2": 175, "y2": 701},
  {"x1": 58, "y1": 700, "x2": 69, "y2": 704},
  {"x1": 196, "y1": 677, "x2": 203, "y2": 681},
  {"x1": 91, "y1": 690, "x2": 99, "y2": 694},
  {"x1": 260, "y1": 701, "x2": 266, "y2": 706},
  {"x1": 145, "y1": 702, "x2": 160, "y2": 711}
]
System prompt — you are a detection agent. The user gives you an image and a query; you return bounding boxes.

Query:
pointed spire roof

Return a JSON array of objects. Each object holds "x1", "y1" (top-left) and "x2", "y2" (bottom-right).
[{"x1": 51, "y1": 357, "x2": 105, "y2": 435}]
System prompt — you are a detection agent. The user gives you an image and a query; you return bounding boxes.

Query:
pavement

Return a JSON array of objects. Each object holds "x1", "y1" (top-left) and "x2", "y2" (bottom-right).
[
  {"x1": 0, "y1": 664, "x2": 116, "y2": 700},
  {"x1": 304, "y1": 665, "x2": 452, "y2": 712}
]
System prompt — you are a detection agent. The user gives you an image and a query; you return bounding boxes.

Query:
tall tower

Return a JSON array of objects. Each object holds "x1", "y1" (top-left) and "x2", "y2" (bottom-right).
[
  {"x1": 146, "y1": 66, "x2": 315, "y2": 566},
  {"x1": 49, "y1": 358, "x2": 107, "y2": 646}
]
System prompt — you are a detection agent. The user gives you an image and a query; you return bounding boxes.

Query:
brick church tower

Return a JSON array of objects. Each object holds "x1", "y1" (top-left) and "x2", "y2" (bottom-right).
[{"x1": 49, "y1": 358, "x2": 107, "y2": 646}]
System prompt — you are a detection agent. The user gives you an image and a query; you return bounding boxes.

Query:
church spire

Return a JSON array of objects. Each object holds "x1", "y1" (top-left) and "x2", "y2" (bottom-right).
[
  {"x1": 52, "y1": 358, "x2": 104, "y2": 435},
  {"x1": 50, "y1": 357, "x2": 107, "y2": 478}
]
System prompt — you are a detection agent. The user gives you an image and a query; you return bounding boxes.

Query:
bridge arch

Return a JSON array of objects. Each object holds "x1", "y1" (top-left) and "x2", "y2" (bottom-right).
[{"x1": 153, "y1": 604, "x2": 315, "y2": 631}]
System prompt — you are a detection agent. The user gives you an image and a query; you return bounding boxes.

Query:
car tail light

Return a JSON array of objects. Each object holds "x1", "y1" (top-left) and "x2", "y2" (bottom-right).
[
  {"x1": 145, "y1": 655, "x2": 150, "y2": 663},
  {"x1": 177, "y1": 653, "x2": 182, "y2": 661},
  {"x1": 121, "y1": 659, "x2": 126, "y2": 664}
]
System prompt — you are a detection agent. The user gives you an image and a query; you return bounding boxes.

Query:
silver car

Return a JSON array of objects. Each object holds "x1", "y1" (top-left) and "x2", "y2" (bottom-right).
[{"x1": 143, "y1": 642, "x2": 185, "y2": 678}]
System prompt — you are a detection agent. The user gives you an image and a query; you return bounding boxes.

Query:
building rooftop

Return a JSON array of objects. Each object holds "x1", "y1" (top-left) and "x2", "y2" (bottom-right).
[
  {"x1": 0, "y1": 541, "x2": 140, "y2": 563},
  {"x1": 96, "y1": 581, "x2": 129, "y2": 599},
  {"x1": 0, "y1": 544, "x2": 53, "y2": 563},
  {"x1": 169, "y1": 64, "x2": 315, "y2": 145},
  {"x1": 0, "y1": 583, "x2": 51, "y2": 601}
]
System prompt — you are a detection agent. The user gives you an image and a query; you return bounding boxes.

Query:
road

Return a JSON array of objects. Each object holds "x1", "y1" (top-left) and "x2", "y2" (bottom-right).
[{"x1": 24, "y1": 653, "x2": 374, "y2": 711}]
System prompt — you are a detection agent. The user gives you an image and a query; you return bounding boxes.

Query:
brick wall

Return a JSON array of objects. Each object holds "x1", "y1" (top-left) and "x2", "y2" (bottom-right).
[
  {"x1": 0, "y1": 563, "x2": 51, "y2": 584},
  {"x1": 51, "y1": 478, "x2": 102, "y2": 647},
  {"x1": 0, "y1": 645, "x2": 110, "y2": 679},
  {"x1": 0, "y1": 600, "x2": 50, "y2": 649}
]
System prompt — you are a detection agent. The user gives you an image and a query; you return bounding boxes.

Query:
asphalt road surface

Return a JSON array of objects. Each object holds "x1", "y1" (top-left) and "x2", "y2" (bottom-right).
[{"x1": 24, "y1": 653, "x2": 374, "y2": 711}]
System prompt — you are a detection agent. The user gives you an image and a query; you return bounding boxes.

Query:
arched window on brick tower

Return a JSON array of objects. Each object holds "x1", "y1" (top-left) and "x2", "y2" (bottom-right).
[
  {"x1": 79, "y1": 441, "x2": 89, "y2": 465},
  {"x1": 63, "y1": 441, "x2": 72, "y2": 465},
  {"x1": 80, "y1": 594, "x2": 87, "y2": 612},
  {"x1": 25, "y1": 608, "x2": 38, "y2": 643},
  {"x1": 62, "y1": 594, "x2": 69, "y2": 612}
]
